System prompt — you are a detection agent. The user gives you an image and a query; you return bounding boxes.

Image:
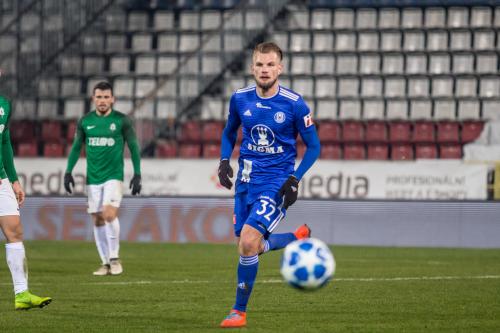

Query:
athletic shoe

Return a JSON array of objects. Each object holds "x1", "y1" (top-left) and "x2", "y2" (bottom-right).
[
  {"x1": 93, "y1": 264, "x2": 110, "y2": 276},
  {"x1": 220, "y1": 309, "x2": 246, "y2": 328},
  {"x1": 110, "y1": 258, "x2": 123, "y2": 275},
  {"x1": 15, "y1": 290, "x2": 52, "y2": 310},
  {"x1": 293, "y1": 224, "x2": 311, "y2": 239}
]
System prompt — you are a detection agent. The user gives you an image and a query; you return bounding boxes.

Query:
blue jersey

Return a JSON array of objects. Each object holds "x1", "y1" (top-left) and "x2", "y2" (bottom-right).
[{"x1": 224, "y1": 85, "x2": 316, "y2": 194}]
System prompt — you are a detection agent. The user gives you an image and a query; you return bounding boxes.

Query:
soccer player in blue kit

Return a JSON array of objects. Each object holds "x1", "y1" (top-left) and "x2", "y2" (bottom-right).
[{"x1": 218, "y1": 42, "x2": 321, "y2": 328}]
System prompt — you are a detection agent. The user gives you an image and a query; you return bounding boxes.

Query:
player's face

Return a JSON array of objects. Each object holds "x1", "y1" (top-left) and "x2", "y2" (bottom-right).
[
  {"x1": 252, "y1": 51, "x2": 282, "y2": 91},
  {"x1": 93, "y1": 89, "x2": 114, "y2": 114}
]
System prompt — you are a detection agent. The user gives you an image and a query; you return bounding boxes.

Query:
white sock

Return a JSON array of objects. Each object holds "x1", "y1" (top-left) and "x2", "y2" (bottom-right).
[
  {"x1": 105, "y1": 218, "x2": 120, "y2": 259},
  {"x1": 6, "y1": 242, "x2": 28, "y2": 295},
  {"x1": 94, "y1": 225, "x2": 109, "y2": 265}
]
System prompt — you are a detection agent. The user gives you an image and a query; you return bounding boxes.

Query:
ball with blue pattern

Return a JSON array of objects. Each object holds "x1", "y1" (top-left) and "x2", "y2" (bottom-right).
[{"x1": 280, "y1": 238, "x2": 335, "y2": 290}]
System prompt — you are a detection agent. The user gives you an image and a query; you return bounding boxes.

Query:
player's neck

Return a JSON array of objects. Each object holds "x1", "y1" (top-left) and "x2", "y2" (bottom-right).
[
  {"x1": 96, "y1": 109, "x2": 112, "y2": 117},
  {"x1": 256, "y1": 83, "x2": 279, "y2": 99}
]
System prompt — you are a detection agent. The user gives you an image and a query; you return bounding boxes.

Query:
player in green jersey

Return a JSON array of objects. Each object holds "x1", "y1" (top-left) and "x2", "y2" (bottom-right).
[
  {"x1": 0, "y1": 87, "x2": 52, "y2": 309},
  {"x1": 64, "y1": 81, "x2": 142, "y2": 276}
]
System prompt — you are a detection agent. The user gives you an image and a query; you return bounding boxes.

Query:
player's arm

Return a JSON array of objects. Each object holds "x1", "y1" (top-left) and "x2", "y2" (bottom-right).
[
  {"x1": 64, "y1": 119, "x2": 84, "y2": 193},
  {"x1": 122, "y1": 116, "x2": 141, "y2": 195},
  {"x1": 1, "y1": 113, "x2": 19, "y2": 183},
  {"x1": 279, "y1": 100, "x2": 320, "y2": 208},
  {"x1": 218, "y1": 94, "x2": 241, "y2": 189}
]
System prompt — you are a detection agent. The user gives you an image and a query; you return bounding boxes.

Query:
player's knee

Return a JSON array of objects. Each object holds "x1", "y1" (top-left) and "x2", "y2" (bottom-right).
[{"x1": 238, "y1": 238, "x2": 259, "y2": 256}]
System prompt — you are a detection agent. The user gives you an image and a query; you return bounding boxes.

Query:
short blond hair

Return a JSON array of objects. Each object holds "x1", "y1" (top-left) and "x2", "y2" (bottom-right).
[{"x1": 253, "y1": 42, "x2": 283, "y2": 61}]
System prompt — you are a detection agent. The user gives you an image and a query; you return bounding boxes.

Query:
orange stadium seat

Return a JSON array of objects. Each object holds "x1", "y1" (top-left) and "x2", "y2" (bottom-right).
[
  {"x1": 461, "y1": 120, "x2": 484, "y2": 143},
  {"x1": 178, "y1": 143, "x2": 201, "y2": 158},
  {"x1": 436, "y1": 121, "x2": 460, "y2": 143},
  {"x1": 320, "y1": 144, "x2": 342, "y2": 159},
  {"x1": 412, "y1": 121, "x2": 435, "y2": 143},
  {"x1": 155, "y1": 140, "x2": 177, "y2": 158},
  {"x1": 343, "y1": 143, "x2": 366, "y2": 160},
  {"x1": 415, "y1": 143, "x2": 438, "y2": 159},
  {"x1": 439, "y1": 144, "x2": 462, "y2": 159},
  {"x1": 317, "y1": 120, "x2": 341, "y2": 143},
  {"x1": 202, "y1": 143, "x2": 220, "y2": 158},
  {"x1": 17, "y1": 142, "x2": 38, "y2": 157},
  {"x1": 391, "y1": 143, "x2": 414, "y2": 160},
  {"x1": 179, "y1": 120, "x2": 202, "y2": 143},
  {"x1": 365, "y1": 120, "x2": 388, "y2": 142},
  {"x1": 202, "y1": 121, "x2": 224, "y2": 143},
  {"x1": 43, "y1": 142, "x2": 65, "y2": 157},
  {"x1": 41, "y1": 120, "x2": 62, "y2": 142},
  {"x1": 388, "y1": 121, "x2": 411, "y2": 143},
  {"x1": 342, "y1": 120, "x2": 365, "y2": 142},
  {"x1": 367, "y1": 143, "x2": 389, "y2": 160}
]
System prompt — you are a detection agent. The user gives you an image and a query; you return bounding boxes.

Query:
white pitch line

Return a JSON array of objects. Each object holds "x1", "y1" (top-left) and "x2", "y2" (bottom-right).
[{"x1": 1, "y1": 275, "x2": 499, "y2": 287}]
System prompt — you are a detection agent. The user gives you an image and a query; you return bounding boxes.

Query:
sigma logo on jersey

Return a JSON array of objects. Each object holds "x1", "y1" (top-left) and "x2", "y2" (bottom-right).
[
  {"x1": 256, "y1": 102, "x2": 271, "y2": 109},
  {"x1": 274, "y1": 112, "x2": 285, "y2": 123},
  {"x1": 248, "y1": 124, "x2": 284, "y2": 154},
  {"x1": 303, "y1": 113, "x2": 314, "y2": 127},
  {"x1": 88, "y1": 137, "x2": 116, "y2": 146},
  {"x1": 0, "y1": 124, "x2": 4, "y2": 133}
]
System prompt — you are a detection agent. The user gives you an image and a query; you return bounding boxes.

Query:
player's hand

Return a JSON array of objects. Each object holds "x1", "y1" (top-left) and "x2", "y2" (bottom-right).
[
  {"x1": 12, "y1": 181, "x2": 25, "y2": 206},
  {"x1": 279, "y1": 175, "x2": 299, "y2": 209},
  {"x1": 218, "y1": 159, "x2": 233, "y2": 190},
  {"x1": 130, "y1": 174, "x2": 142, "y2": 195},
  {"x1": 64, "y1": 173, "x2": 75, "y2": 194}
]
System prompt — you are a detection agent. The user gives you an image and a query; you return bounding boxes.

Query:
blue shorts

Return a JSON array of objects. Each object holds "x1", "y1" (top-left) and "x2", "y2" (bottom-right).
[{"x1": 233, "y1": 187, "x2": 287, "y2": 238}]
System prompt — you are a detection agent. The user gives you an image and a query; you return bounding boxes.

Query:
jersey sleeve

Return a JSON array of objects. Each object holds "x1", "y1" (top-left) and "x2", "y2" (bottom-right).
[
  {"x1": 65, "y1": 118, "x2": 85, "y2": 173},
  {"x1": 293, "y1": 98, "x2": 320, "y2": 180},
  {"x1": 122, "y1": 116, "x2": 141, "y2": 175},
  {"x1": 2, "y1": 106, "x2": 19, "y2": 182},
  {"x1": 220, "y1": 94, "x2": 241, "y2": 160}
]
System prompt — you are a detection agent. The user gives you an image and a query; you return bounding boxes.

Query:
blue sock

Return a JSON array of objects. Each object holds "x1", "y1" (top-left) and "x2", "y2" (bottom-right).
[
  {"x1": 233, "y1": 255, "x2": 259, "y2": 312},
  {"x1": 262, "y1": 233, "x2": 297, "y2": 254}
]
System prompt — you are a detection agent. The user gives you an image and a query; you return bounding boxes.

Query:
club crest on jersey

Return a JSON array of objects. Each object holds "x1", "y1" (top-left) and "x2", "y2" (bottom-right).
[
  {"x1": 0, "y1": 124, "x2": 4, "y2": 133},
  {"x1": 110, "y1": 123, "x2": 116, "y2": 131},
  {"x1": 0, "y1": 107, "x2": 4, "y2": 117},
  {"x1": 248, "y1": 124, "x2": 284, "y2": 154},
  {"x1": 274, "y1": 112, "x2": 285, "y2": 123},
  {"x1": 303, "y1": 113, "x2": 314, "y2": 128}
]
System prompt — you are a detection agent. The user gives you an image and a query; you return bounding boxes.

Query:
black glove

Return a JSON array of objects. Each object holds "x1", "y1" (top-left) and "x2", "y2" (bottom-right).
[
  {"x1": 218, "y1": 159, "x2": 233, "y2": 190},
  {"x1": 64, "y1": 173, "x2": 75, "y2": 194},
  {"x1": 130, "y1": 174, "x2": 142, "y2": 195},
  {"x1": 279, "y1": 175, "x2": 299, "y2": 209}
]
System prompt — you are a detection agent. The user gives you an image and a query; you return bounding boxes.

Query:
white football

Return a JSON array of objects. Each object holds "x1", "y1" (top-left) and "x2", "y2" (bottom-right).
[{"x1": 280, "y1": 237, "x2": 335, "y2": 290}]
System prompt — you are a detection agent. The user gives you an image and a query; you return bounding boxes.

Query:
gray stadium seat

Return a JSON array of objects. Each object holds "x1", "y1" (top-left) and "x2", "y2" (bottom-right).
[
  {"x1": 83, "y1": 34, "x2": 104, "y2": 53},
  {"x1": 455, "y1": 76, "x2": 477, "y2": 97},
  {"x1": 132, "y1": 33, "x2": 152, "y2": 51},
  {"x1": 382, "y1": 53, "x2": 404, "y2": 74},
  {"x1": 245, "y1": 9, "x2": 265, "y2": 30},
  {"x1": 114, "y1": 77, "x2": 134, "y2": 98},
  {"x1": 156, "y1": 99, "x2": 176, "y2": 119},
  {"x1": 409, "y1": 99, "x2": 432, "y2": 119},
  {"x1": 290, "y1": 32, "x2": 310, "y2": 52},
  {"x1": 128, "y1": 12, "x2": 149, "y2": 30},
  {"x1": 134, "y1": 100, "x2": 155, "y2": 119},
  {"x1": 201, "y1": 10, "x2": 221, "y2": 30},
  {"x1": 356, "y1": 8, "x2": 377, "y2": 29},
  {"x1": 179, "y1": 33, "x2": 199, "y2": 52},
  {"x1": 408, "y1": 76, "x2": 430, "y2": 97},
  {"x1": 38, "y1": 78, "x2": 59, "y2": 98},
  {"x1": 224, "y1": 10, "x2": 243, "y2": 30},
  {"x1": 313, "y1": 55, "x2": 335, "y2": 74},
  {"x1": 362, "y1": 99, "x2": 385, "y2": 119},
  {"x1": 479, "y1": 76, "x2": 500, "y2": 98},
  {"x1": 473, "y1": 30, "x2": 495, "y2": 50},
  {"x1": 61, "y1": 78, "x2": 82, "y2": 97},
  {"x1": 179, "y1": 77, "x2": 199, "y2": 97},
  {"x1": 311, "y1": 9, "x2": 332, "y2": 30},
  {"x1": 450, "y1": 30, "x2": 471, "y2": 51},
  {"x1": 385, "y1": 77, "x2": 405, "y2": 98},
  {"x1": 380, "y1": 31, "x2": 401, "y2": 51},
  {"x1": 21, "y1": 14, "x2": 39, "y2": 32},
  {"x1": 425, "y1": 7, "x2": 446, "y2": 28},
  {"x1": 359, "y1": 53, "x2": 380, "y2": 74},
  {"x1": 180, "y1": 11, "x2": 199, "y2": 30},
  {"x1": 105, "y1": 11, "x2": 126, "y2": 31},
  {"x1": 433, "y1": 98, "x2": 456, "y2": 120},
  {"x1": 113, "y1": 99, "x2": 133, "y2": 115},
  {"x1": 157, "y1": 55, "x2": 177, "y2": 75},
  {"x1": 403, "y1": 31, "x2": 425, "y2": 51},
  {"x1": 494, "y1": 7, "x2": 500, "y2": 27},
  {"x1": 312, "y1": 32, "x2": 334, "y2": 51},
  {"x1": 110, "y1": 55, "x2": 130, "y2": 74},
  {"x1": 224, "y1": 33, "x2": 244, "y2": 52},
  {"x1": 431, "y1": 76, "x2": 453, "y2": 97},
  {"x1": 426, "y1": 30, "x2": 447, "y2": 51},
  {"x1": 225, "y1": 77, "x2": 245, "y2": 97},
  {"x1": 386, "y1": 99, "x2": 408, "y2": 119},
  {"x1": 428, "y1": 53, "x2": 450, "y2": 74},
  {"x1": 333, "y1": 9, "x2": 354, "y2": 29},
  {"x1": 452, "y1": 52, "x2": 474, "y2": 74},
  {"x1": 338, "y1": 77, "x2": 359, "y2": 97},
  {"x1": 290, "y1": 54, "x2": 312, "y2": 74},
  {"x1": 271, "y1": 32, "x2": 288, "y2": 51},
  {"x1": 481, "y1": 99, "x2": 500, "y2": 120},
  {"x1": 401, "y1": 8, "x2": 423, "y2": 28},
  {"x1": 315, "y1": 78, "x2": 336, "y2": 98},
  {"x1": 106, "y1": 34, "x2": 126, "y2": 52},
  {"x1": 38, "y1": 99, "x2": 58, "y2": 118},
  {"x1": 202, "y1": 54, "x2": 222, "y2": 74},
  {"x1": 83, "y1": 56, "x2": 104, "y2": 75},
  {"x1": 156, "y1": 80, "x2": 177, "y2": 98},
  {"x1": 336, "y1": 54, "x2": 357, "y2": 74},
  {"x1": 287, "y1": 9, "x2": 309, "y2": 30},
  {"x1": 154, "y1": 11, "x2": 174, "y2": 30},
  {"x1": 339, "y1": 99, "x2": 361, "y2": 119},
  {"x1": 361, "y1": 77, "x2": 383, "y2": 98},
  {"x1": 157, "y1": 33, "x2": 177, "y2": 52},
  {"x1": 179, "y1": 57, "x2": 199, "y2": 74},
  {"x1": 379, "y1": 8, "x2": 400, "y2": 29},
  {"x1": 357, "y1": 31, "x2": 379, "y2": 51},
  {"x1": 64, "y1": 99, "x2": 85, "y2": 119},
  {"x1": 476, "y1": 52, "x2": 497, "y2": 74},
  {"x1": 136, "y1": 55, "x2": 156, "y2": 75},
  {"x1": 335, "y1": 32, "x2": 356, "y2": 52},
  {"x1": 447, "y1": 7, "x2": 468, "y2": 28},
  {"x1": 405, "y1": 53, "x2": 427, "y2": 74},
  {"x1": 292, "y1": 78, "x2": 313, "y2": 98},
  {"x1": 470, "y1": 7, "x2": 492, "y2": 28},
  {"x1": 457, "y1": 99, "x2": 480, "y2": 119},
  {"x1": 201, "y1": 97, "x2": 224, "y2": 120},
  {"x1": 316, "y1": 100, "x2": 337, "y2": 119}
]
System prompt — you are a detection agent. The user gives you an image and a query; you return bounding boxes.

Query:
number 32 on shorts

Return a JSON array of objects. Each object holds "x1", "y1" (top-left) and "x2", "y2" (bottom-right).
[{"x1": 256, "y1": 199, "x2": 277, "y2": 221}]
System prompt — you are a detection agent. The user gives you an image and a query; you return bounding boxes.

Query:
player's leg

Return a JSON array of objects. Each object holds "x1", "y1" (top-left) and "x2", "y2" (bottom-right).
[
  {"x1": 88, "y1": 183, "x2": 110, "y2": 275},
  {"x1": 101, "y1": 180, "x2": 123, "y2": 275},
  {"x1": 0, "y1": 179, "x2": 51, "y2": 309}
]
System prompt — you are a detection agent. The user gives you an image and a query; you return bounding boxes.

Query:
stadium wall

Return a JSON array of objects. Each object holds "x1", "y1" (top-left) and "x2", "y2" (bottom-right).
[{"x1": 18, "y1": 197, "x2": 500, "y2": 248}]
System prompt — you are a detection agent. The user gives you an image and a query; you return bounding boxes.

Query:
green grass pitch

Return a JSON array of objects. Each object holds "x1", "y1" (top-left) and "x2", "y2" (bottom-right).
[{"x1": 0, "y1": 241, "x2": 499, "y2": 332}]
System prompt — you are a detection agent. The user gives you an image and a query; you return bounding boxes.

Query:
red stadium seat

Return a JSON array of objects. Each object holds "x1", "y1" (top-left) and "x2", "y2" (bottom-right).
[
  {"x1": 43, "y1": 142, "x2": 64, "y2": 157},
  {"x1": 201, "y1": 121, "x2": 224, "y2": 143},
  {"x1": 179, "y1": 120, "x2": 202, "y2": 143},
  {"x1": 178, "y1": 143, "x2": 201, "y2": 158},
  {"x1": 391, "y1": 144, "x2": 414, "y2": 160},
  {"x1": 388, "y1": 121, "x2": 411, "y2": 143},
  {"x1": 135, "y1": 119, "x2": 156, "y2": 145},
  {"x1": 342, "y1": 120, "x2": 365, "y2": 142},
  {"x1": 365, "y1": 120, "x2": 388, "y2": 143},
  {"x1": 66, "y1": 141, "x2": 86, "y2": 157},
  {"x1": 320, "y1": 144, "x2": 342, "y2": 159},
  {"x1": 66, "y1": 121, "x2": 78, "y2": 141},
  {"x1": 202, "y1": 143, "x2": 220, "y2": 158},
  {"x1": 10, "y1": 120, "x2": 36, "y2": 143},
  {"x1": 343, "y1": 143, "x2": 366, "y2": 160},
  {"x1": 412, "y1": 121, "x2": 435, "y2": 143},
  {"x1": 461, "y1": 120, "x2": 484, "y2": 143},
  {"x1": 317, "y1": 121, "x2": 341, "y2": 143},
  {"x1": 415, "y1": 144, "x2": 438, "y2": 159},
  {"x1": 367, "y1": 143, "x2": 389, "y2": 160},
  {"x1": 439, "y1": 144, "x2": 462, "y2": 159},
  {"x1": 41, "y1": 120, "x2": 62, "y2": 142},
  {"x1": 436, "y1": 121, "x2": 460, "y2": 143},
  {"x1": 155, "y1": 140, "x2": 177, "y2": 158},
  {"x1": 17, "y1": 142, "x2": 38, "y2": 157}
]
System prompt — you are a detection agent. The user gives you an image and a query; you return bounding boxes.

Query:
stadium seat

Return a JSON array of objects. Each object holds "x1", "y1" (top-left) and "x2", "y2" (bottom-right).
[
  {"x1": 439, "y1": 144, "x2": 462, "y2": 159},
  {"x1": 461, "y1": 120, "x2": 484, "y2": 143},
  {"x1": 320, "y1": 144, "x2": 342, "y2": 159},
  {"x1": 178, "y1": 143, "x2": 201, "y2": 158},
  {"x1": 412, "y1": 121, "x2": 436, "y2": 143},
  {"x1": 415, "y1": 144, "x2": 438, "y2": 159},
  {"x1": 365, "y1": 120, "x2": 387, "y2": 142},
  {"x1": 179, "y1": 120, "x2": 202, "y2": 143},
  {"x1": 17, "y1": 142, "x2": 38, "y2": 157},
  {"x1": 317, "y1": 121, "x2": 341, "y2": 143},
  {"x1": 202, "y1": 121, "x2": 224, "y2": 142},
  {"x1": 66, "y1": 121, "x2": 78, "y2": 141},
  {"x1": 436, "y1": 121, "x2": 460, "y2": 143},
  {"x1": 65, "y1": 142, "x2": 85, "y2": 157},
  {"x1": 342, "y1": 120, "x2": 364, "y2": 142},
  {"x1": 343, "y1": 143, "x2": 365, "y2": 160},
  {"x1": 43, "y1": 142, "x2": 64, "y2": 157},
  {"x1": 391, "y1": 144, "x2": 414, "y2": 160},
  {"x1": 10, "y1": 120, "x2": 36, "y2": 143},
  {"x1": 389, "y1": 121, "x2": 411, "y2": 143},
  {"x1": 202, "y1": 143, "x2": 220, "y2": 158},
  {"x1": 155, "y1": 140, "x2": 177, "y2": 158},
  {"x1": 135, "y1": 119, "x2": 156, "y2": 146},
  {"x1": 41, "y1": 120, "x2": 62, "y2": 143},
  {"x1": 367, "y1": 143, "x2": 389, "y2": 160}
]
